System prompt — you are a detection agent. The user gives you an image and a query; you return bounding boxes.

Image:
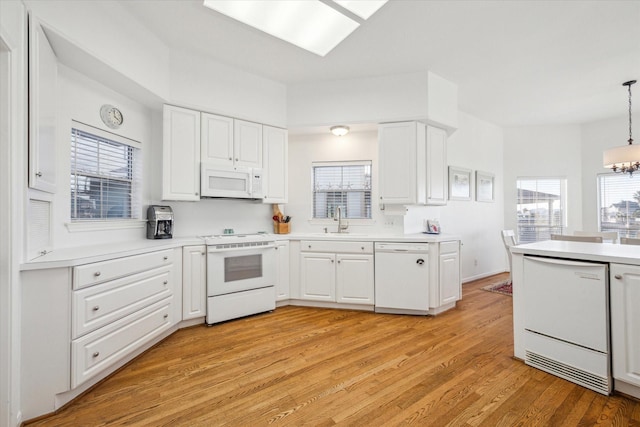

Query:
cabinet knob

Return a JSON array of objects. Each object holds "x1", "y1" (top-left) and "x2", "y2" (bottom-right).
[
  {"x1": 163, "y1": 280, "x2": 168, "y2": 285},
  {"x1": 615, "y1": 274, "x2": 623, "y2": 280},
  {"x1": 308, "y1": 245, "x2": 311, "y2": 249},
  {"x1": 35, "y1": 171, "x2": 42, "y2": 177},
  {"x1": 201, "y1": 252, "x2": 206, "y2": 255},
  {"x1": 195, "y1": 192, "x2": 199, "y2": 196},
  {"x1": 93, "y1": 352, "x2": 100, "y2": 358},
  {"x1": 337, "y1": 260, "x2": 341, "y2": 263},
  {"x1": 228, "y1": 157, "x2": 232, "y2": 160},
  {"x1": 92, "y1": 306, "x2": 100, "y2": 311},
  {"x1": 94, "y1": 271, "x2": 101, "y2": 277},
  {"x1": 275, "y1": 247, "x2": 278, "y2": 250},
  {"x1": 361, "y1": 246, "x2": 365, "y2": 250},
  {"x1": 417, "y1": 259, "x2": 425, "y2": 265},
  {"x1": 163, "y1": 256, "x2": 169, "y2": 260},
  {"x1": 163, "y1": 314, "x2": 169, "y2": 319},
  {"x1": 331, "y1": 259, "x2": 335, "y2": 263},
  {"x1": 235, "y1": 158, "x2": 238, "y2": 162},
  {"x1": 380, "y1": 196, "x2": 383, "y2": 200}
]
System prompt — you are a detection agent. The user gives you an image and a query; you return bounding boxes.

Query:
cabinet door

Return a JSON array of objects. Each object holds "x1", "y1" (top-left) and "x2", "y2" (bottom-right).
[
  {"x1": 182, "y1": 245, "x2": 207, "y2": 320},
  {"x1": 439, "y1": 251, "x2": 460, "y2": 305},
  {"x1": 300, "y1": 252, "x2": 335, "y2": 301},
  {"x1": 201, "y1": 112, "x2": 234, "y2": 167},
  {"x1": 162, "y1": 105, "x2": 200, "y2": 201},
  {"x1": 263, "y1": 125, "x2": 288, "y2": 203},
  {"x1": 336, "y1": 254, "x2": 374, "y2": 305},
  {"x1": 426, "y1": 125, "x2": 447, "y2": 205},
  {"x1": 378, "y1": 122, "x2": 417, "y2": 204},
  {"x1": 611, "y1": 264, "x2": 640, "y2": 387},
  {"x1": 234, "y1": 119, "x2": 262, "y2": 169},
  {"x1": 275, "y1": 241, "x2": 290, "y2": 301},
  {"x1": 28, "y1": 16, "x2": 57, "y2": 193}
]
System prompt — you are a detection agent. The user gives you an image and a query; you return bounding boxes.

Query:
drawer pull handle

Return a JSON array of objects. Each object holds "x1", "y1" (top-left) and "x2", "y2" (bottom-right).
[
  {"x1": 163, "y1": 256, "x2": 168, "y2": 261},
  {"x1": 35, "y1": 171, "x2": 43, "y2": 177},
  {"x1": 163, "y1": 314, "x2": 169, "y2": 319},
  {"x1": 93, "y1": 352, "x2": 100, "y2": 358},
  {"x1": 417, "y1": 259, "x2": 425, "y2": 265},
  {"x1": 94, "y1": 271, "x2": 101, "y2": 277},
  {"x1": 92, "y1": 306, "x2": 100, "y2": 311},
  {"x1": 615, "y1": 274, "x2": 623, "y2": 280},
  {"x1": 163, "y1": 280, "x2": 168, "y2": 285}
]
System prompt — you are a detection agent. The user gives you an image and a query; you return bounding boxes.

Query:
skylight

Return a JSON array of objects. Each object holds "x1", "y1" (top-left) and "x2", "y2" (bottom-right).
[{"x1": 202, "y1": 0, "x2": 387, "y2": 57}]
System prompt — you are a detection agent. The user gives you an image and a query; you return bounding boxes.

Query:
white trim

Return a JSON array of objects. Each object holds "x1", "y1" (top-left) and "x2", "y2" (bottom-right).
[
  {"x1": 71, "y1": 120, "x2": 141, "y2": 149},
  {"x1": 65, "y1": 220, "x2": 146, "y2": 233}
]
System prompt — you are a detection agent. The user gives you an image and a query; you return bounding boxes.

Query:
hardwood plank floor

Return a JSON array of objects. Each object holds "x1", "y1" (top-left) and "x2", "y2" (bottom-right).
[{"x1": 26, "y1": 274, "x2": 640, "y2": 426}]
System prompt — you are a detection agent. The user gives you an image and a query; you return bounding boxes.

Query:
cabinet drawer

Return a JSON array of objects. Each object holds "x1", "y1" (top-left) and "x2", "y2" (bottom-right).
[
  {"x1": 73, "y1": 249, "x2": 174, "y2": 290},
  {"x1": 71, "y1": 297, "x2": 173, "y2": 388},
  {"x1": 72, "y1": 266, "x2": 173, "y2": 339},
  {"x1": 440, "y1": 241, "x2": 459, "y2": 255},
  {"x1": 300, "y1": 240, "x2": 373, "y2": 254}
]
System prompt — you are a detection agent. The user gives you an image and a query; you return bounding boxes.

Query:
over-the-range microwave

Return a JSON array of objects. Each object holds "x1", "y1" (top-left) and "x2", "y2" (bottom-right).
[{"x1": 200, "y1": 164, "x2": 263, "y2": 199}]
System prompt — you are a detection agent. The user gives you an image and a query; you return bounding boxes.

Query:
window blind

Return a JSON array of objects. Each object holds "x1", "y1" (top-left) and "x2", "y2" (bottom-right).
[
  {"x1": 70, "y1": 124, "x2": 141, "y2": 221},
  {"x1": 516, "y1": 178, "x2": 566, "y2": 243},
  {"x1": 598, "y1": 174, "x2": 640, "y2": 238},
  {"x1": 312, "y1": 161, "x2": 372, "y2": 219}
]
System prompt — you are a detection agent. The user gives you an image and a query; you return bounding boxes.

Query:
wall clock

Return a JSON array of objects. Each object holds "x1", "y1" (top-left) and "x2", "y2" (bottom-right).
[{"x1": 100, "y1": 104, "x2": 123, "y2": 129}]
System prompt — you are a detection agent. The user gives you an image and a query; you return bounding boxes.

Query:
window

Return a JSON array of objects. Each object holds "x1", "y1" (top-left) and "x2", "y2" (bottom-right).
[
  {"x1": 598, "y1": 174, "x2": 640, "y2": 238},
  {"x1": 70, "y1": 123, "x2": 141, "y2": 221},
  {"x1": 312, "y1": 161, "x2": 372, "y2": 219},
  {"x1": 516, "y1": 178, "x2": 566, "y2": 243}
]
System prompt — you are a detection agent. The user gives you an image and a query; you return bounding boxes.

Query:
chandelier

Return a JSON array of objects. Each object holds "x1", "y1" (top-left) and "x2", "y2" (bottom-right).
[{"x1": 604, "y1": 80, "x2": 638, "y2": 176}]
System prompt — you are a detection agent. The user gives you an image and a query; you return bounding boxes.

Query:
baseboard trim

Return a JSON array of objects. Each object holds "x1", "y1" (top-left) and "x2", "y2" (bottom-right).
[{"x1": 462, "y1": 269, "x2": 508, "y2": 284}]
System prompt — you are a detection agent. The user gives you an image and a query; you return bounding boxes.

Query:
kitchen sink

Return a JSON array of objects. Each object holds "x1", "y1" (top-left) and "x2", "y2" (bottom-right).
[{"x1": 309, "y1": 232, "x2": 368, "y2": 237}]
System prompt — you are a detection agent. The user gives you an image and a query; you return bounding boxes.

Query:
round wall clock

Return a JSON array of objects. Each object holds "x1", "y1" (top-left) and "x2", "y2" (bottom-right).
[{"x1": 100, "y1": 104, "x2": 124, "y2": 129}]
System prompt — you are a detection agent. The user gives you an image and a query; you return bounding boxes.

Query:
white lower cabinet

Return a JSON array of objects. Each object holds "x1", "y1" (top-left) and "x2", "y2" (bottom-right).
[
  {"x1": 275, "y1": 240, "x2": 290, "y2": 301},
  {"x1": 299, "y1": 241, "x2": 374, "y2": 306},
  {"x1": 610, "y1": 264, "x2": 640, "y2": 388},
  {"x1": 437, "y1": 241, "x2": 461, "y2": 306},
  {"x1": 182, "y1": 245, "x2": 207, "y2": 319}
]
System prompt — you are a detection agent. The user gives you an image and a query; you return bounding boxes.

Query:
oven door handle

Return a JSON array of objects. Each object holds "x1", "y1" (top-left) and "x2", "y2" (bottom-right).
[{"x1": 207, "y1": 244, "x2": 276, "y2": 253}]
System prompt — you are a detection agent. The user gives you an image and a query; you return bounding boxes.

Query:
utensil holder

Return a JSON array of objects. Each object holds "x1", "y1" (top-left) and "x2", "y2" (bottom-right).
[{"x1": 274, "y1": 222, "x2": 290, "y2": 234}]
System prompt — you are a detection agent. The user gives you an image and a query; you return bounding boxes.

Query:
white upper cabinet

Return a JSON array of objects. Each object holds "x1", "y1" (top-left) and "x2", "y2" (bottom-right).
[
  {"x1": 234, "y1": 119, "x2": 262, "y2": 169},
  {"x1": 28, "y1": 15, "x2": 58, "y2": 194},
  {"x1": 378, "y1": 122, "x2": 421, "y2": 205},
  {"x1": 201, "y1": 113, "x2": 234, "y2": 167},
  {"x1": 162, "y1": 105, "x2": 201, "y2": 201},
  {"x1": 378, "y1": 121, "x2": 448, "y2": 206},
  {"x1": 425, "y1": 125, "x2": 447, "y2": 205},
  {"x1": 263, "y1": 125, "x2": 288, "y2": 203}
]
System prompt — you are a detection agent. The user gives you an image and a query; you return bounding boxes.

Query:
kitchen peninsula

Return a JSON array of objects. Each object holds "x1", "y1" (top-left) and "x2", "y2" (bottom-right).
[{"x1": 511, "y1": 240, "x2": 640, "y2": 399}]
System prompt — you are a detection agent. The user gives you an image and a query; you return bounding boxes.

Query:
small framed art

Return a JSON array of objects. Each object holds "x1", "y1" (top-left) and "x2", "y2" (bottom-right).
[
  {"x1": 476, "y1": 171, "x2": 495, "y2": 202},
  {"x1": 448, "y1": 166, "x2": 472, "y2": 201}
]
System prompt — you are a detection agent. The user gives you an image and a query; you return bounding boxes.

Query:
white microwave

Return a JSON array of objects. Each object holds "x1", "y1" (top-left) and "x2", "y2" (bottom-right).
[{"x1": 200, "y1": 164, "x2": 263, "y2": 199}]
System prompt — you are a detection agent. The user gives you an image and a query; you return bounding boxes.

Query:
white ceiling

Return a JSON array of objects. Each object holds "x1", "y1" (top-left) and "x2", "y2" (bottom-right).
[{"x1": 121, "y1": 0, "x2": 640, "y2": 127}]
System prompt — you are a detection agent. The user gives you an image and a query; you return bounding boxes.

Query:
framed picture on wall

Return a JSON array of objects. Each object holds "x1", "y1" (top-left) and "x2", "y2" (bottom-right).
[
  {"x1": 448, "y1": 166, "x2": 472, "y2": 201},
  {"x1": 476, "y1": 171, "x2": 495, "y2": 202}
]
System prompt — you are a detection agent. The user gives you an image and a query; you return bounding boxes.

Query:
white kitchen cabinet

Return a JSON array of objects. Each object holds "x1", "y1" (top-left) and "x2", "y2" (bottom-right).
[
  {"x1": 299, "y1": 241, "x2": 374, "y2": 306},
  {"x1": 275, "y1": 240, "x2": 290, "y2": 301},
  {"x1": 263, "y1": 125, "x2": 288, "y2": 203},
  {"x1": 234, "y1": 119, "x2": 263, "y2": 169},
  {"x1": 437, "y1": 241, "x2": 460, "y2": 306},
  {"x1": 201, "y1": 112, "x2": 234, "y2": 167},
  {"x1": 28, "y1": 15, "x2": 58, "y2": 193},
  {"x1": 378, "y1": 122, "x2": 448, "y2": 206},
  {"x1": 610, "y1": 264, "x2": 640, "y2": 388},
  {"x1": 162, "y1": 105, "x2": 201, "y2": 201},
  {"x1": 426, "y1": 125, "x2": 447, "y2": 205},
  {"x1": 336, "y1": 254, "x2": 374, "y2": 305},
  {"x1": 182, "y1": 245, "x2": 207, "y2": 320}
]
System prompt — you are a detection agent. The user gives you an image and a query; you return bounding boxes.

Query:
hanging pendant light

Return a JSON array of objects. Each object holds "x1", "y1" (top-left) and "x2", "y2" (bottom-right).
[{"x1": 604, "y1": 80, "x2": 638, "y2": 176}]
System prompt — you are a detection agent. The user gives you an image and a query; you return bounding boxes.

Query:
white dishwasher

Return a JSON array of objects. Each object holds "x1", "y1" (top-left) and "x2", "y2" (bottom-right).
[
  {"x1": 523, "y1": 255, "x2": 611, "y2": 394},
  {"x1": 374, "y1": 242, "x2": 429, "y2": 314}
]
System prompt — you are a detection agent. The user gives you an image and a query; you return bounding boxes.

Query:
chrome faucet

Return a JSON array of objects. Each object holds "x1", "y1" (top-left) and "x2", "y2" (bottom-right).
[{"x1": 334, "y1": 206, "x2": 349, "y2": 233}]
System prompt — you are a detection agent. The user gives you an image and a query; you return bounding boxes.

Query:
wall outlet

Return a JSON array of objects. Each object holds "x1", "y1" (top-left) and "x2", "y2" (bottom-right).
[{"x1": 383, "y1": 218, "x2": 395, "y2": 227}]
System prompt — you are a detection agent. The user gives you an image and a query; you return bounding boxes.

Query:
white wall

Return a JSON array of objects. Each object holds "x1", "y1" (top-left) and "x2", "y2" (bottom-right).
[
  {"x1": 581, "y1": 113, "x2": 640, "y2": 231},
  {"x1": 288, "y1": 112, "x2": 505, "y2": 282},
  {"x1": 406, "y1": 112, "x2": 505, "y2": 282},
  {"x1": 503, "y1": 125, "x2": 583, "y2": 237}
]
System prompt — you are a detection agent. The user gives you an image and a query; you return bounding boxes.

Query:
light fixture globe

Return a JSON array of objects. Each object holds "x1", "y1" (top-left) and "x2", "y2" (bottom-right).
[
  {"x1": 604, "y1": 80, "x2": 638, "y2": 175},
  {"x1": 330, "y1": 125, "x2": 350, "y2": 136}
]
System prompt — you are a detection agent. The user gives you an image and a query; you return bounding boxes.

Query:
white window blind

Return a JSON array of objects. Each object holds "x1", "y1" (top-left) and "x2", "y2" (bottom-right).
[
  {"x1": 312, "y1": 161, "x2": 372, "y2": 219},
  {"x1": 516, "y1": 178, "x2": 566, "y2": 243},
  {"x1": 598, "y1": 174, "x2": 640, "y2": 238},
  {"x1": 70, "y1": 123, "x2": 141, "y2": 221}
]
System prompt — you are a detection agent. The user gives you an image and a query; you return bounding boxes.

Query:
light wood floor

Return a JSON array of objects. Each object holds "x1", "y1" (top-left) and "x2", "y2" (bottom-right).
[{"x1": 26, "y1": 273, "x2": 640, "y2": 426}]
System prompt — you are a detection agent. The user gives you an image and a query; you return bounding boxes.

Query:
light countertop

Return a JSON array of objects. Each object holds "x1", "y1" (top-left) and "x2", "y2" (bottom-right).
[{"x1": 511, "y1": 240, "x2": 640, "y2": 266}]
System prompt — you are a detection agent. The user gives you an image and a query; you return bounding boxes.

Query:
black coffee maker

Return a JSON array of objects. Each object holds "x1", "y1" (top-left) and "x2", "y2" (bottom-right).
[{"x1": 147, "y1": 205, "x2": 173, "y2": 239}]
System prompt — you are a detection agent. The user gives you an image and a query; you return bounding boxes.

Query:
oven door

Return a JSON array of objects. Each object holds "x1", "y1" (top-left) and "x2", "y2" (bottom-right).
[{"x1": 207, "y1": 243, "x2": 276, "y2": 296}]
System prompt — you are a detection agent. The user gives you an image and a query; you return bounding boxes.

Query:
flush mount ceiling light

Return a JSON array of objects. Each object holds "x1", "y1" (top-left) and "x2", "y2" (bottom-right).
[
  {"x1": 604, "y1": 80, "x2": 638, "y2": 176},
  {"x1": 202, "y1": 0, "x2": 387, "y2": 56},
  {"x1": 330, "y1": 125, "x2": 350, "y2": 136}
]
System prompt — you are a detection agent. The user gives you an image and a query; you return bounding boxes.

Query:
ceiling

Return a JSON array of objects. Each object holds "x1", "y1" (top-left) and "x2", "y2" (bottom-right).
[{"x1": 120, "y1": 0, "x2": 640, "y2": 128}]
